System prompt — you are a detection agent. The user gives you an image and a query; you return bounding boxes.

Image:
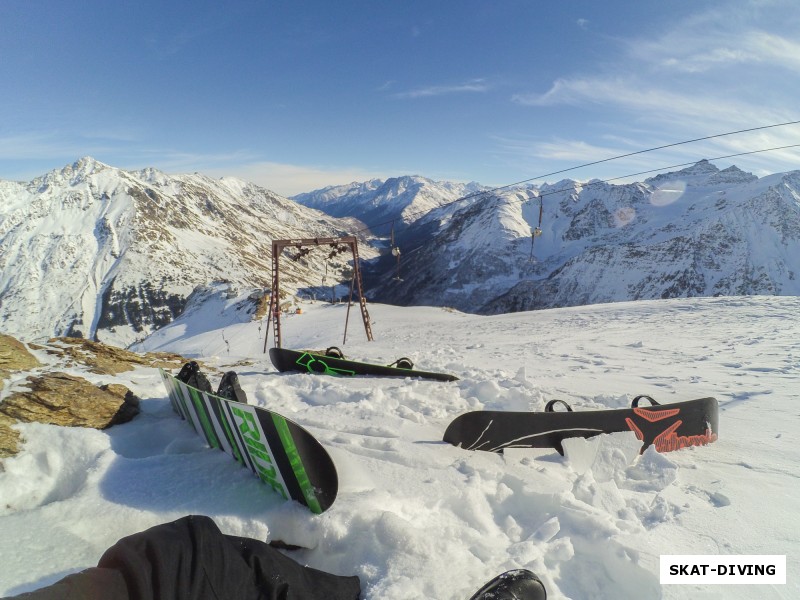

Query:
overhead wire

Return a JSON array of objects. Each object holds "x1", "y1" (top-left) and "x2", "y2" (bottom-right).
[
  {"x1": 385, "y1": 141, "x2": 800, "y2": 265},
  {"x1": 352, "y1": 120, "x2": 800, "y2": 239}
]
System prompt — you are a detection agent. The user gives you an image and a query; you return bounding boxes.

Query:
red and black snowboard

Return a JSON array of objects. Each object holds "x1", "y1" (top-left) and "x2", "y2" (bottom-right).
[{"x1": 443, "y1": 395, "x2": 718, "y2": 455}]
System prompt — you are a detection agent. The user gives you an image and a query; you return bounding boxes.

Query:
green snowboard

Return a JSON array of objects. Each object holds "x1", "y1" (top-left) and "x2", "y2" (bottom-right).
[
  {"x1": 269, "y1": 347, "x2": 458, "y2": 381},
  {"x1": 160, "y1": 364, "x2": 338, "y2": 513}
]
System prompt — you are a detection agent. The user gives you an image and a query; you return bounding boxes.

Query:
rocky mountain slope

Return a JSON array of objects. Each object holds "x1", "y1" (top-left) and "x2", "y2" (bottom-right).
[
  {"x1": 4, "y1": 157, "x2": 798, "y2": 346},
  {"x1": 0, "y1": 158, "x2": 373, "y2": 346},
  {"x1": 341, "y1": 161, "x2": 800, "y2": 312},
  {"x1": 293, "y1": 175, "x2": 485, "y2": 229}
]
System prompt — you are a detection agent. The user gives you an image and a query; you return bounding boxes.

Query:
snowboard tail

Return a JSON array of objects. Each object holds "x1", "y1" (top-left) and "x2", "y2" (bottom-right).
[
  {"x1": 444, "y1": 395, "x2": 718, "y2": 455},
  {"x1": 269, "y1": 347, "x2": 458, "y2": 381},
  {"x1": 160, "y1": 363, "x2": 338, "y2": 513}
]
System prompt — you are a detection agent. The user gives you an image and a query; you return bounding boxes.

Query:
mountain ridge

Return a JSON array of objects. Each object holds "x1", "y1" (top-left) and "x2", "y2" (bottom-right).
[
  {"x1": 0, "y1": 157, "x2": 373, "y2": 346},
  {"x1": 3, "y1": 157, "x2": 799, "y2": 346},
  {"x1": 349, "y1": 161, "x2": 800, "y2": 312}
]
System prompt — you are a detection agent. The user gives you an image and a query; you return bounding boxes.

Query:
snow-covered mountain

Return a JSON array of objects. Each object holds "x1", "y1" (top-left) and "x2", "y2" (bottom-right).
[
  {"x1": 356, "y1": 161, "x2": 800, "y2": 312},
  {"x1": 4, "y1": 157, "x2": 799, "y2": 347},
  {"x1": 293, "y1": 175, "x2": 485, "y2": 230},
  {"x1": 0, "y1": 158, "x2": 373, "y2": 346}
]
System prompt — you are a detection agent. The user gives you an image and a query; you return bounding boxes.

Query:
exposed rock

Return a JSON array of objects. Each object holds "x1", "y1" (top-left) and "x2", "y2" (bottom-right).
[
  {"x1": 0, "y1": 334, "x2": 42, "y2": 391},
  {"x1": 36, "y1": 337, "x2": 186, "y2": 375},
  {"x1": 0, "y1": 372, "x2": 140, "y2": 430},
  {"x1": 0, "y1": 335, "x2": 191, "y2": 459},
  {"x1": 0, "y1": 413, "x2": 21, "y2": 458}
]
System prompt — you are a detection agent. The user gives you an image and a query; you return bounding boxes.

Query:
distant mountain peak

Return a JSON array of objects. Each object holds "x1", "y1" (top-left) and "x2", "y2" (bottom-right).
[
  {"x1": 645, "y1": 159, "x2": 756, "y2": 188},
  {"x1": 0, "y1": 159, "x2": 375, "y2": 345},
  {"x1": 360, "y1": 161, "x2": 800, "y2": 313},
  {"x1": 64, "y1": 156, "x2": 109, "y2": 177},
  {"x1": 294, "y1": 175, "x2": 486, "y2": 228}
]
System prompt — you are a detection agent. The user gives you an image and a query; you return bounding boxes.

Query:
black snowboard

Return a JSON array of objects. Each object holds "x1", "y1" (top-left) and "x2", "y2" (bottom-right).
[
  {"x1": 444, "y1": 395, "x2": 719, "y2": 455},
  {"x1": 269, "y1": 347, "x2": 458, "y2": 382},
  {"x1": 161, "y1": 363, "x2": 338, "y2": 513}
]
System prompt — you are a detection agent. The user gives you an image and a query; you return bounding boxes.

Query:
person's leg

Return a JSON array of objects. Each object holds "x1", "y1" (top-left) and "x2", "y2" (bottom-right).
[
  {"x1": 3, "y1": 567, "x2": 129, "y2": 600},
  {"x1": 233, "y1": 536, "x2": 361, "y2": 600},
  {"x1": 95, "y1": 515, "x2": 360, "y2": 600}
]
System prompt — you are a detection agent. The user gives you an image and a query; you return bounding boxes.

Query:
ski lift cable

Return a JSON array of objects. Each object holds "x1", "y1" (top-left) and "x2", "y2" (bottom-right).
[
  {"x1": 427, "y1": 142, "x2": 800, "y2": 231},
  {"x1": 556, "y1": 143, "x2": 800, "y2": 191},
  {"x1": 351, "y1": 120, "x2": 800, "y2": 238},
  {"x1": 391, "y1": 142, "x2": 800, "y2": 261}
]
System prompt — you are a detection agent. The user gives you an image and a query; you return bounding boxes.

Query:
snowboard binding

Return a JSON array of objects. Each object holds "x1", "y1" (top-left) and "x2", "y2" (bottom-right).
[
  {"x1": 217, "y1": 370, "x2": 248, "y2": 403},
  {"x1": 325, "y1": 346, "x2": 345, "y2": 359},
  {"x1": 176, "y1": 361, "x2": 212, "y2": 393},
  {"x1": 387, "y1": 357, "x2": 414, "y2": 369}
]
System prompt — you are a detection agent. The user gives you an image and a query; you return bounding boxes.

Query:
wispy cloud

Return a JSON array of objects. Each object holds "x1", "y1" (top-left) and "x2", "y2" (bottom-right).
[
  {"x1": 205, "y1": 161, "x2": 391, "y2": 197},
  {"x1": 494, "y1": 135, "x2": 622, "y2": 164},
  {"x1": 394, "y1": 78, "x2": 490, "y2": 99},
  {"x1": 618, "y1": 0, "x2": 800, "y2": 71},
  {"x1": 511, "y1": 77, "x2": 766, "y2": 138},
  {"x1": 511, "y1": 76, "x2": 761, "y2": 124},
  {"x1": 512, "y1": 0, "x2": 800, "y2": 134},
  {"x1": 634, "y1": 29, "x2": 800, "y2": 74}
]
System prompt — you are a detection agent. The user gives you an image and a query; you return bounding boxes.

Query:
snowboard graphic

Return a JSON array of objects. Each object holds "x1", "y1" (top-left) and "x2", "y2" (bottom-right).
[
  {"x1": 269, "y1": 347, "x2": 458, "y2": 381},
  {"x1": 444, "y1": 395, "x2": 719, "y2": 454},
  {"x1": 160, "y1": 365, "x2": 338, "y2": 513}
]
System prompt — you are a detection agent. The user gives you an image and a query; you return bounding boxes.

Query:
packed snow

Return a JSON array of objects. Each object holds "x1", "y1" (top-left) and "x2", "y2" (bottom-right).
[{"x1": 0, "y1": 295, "x2": 797, "y2": 599}]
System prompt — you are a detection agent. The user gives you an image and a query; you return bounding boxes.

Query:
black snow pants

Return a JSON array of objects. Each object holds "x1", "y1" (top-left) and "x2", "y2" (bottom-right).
[{"x1": 5, "y1": 515, "x2": 361, "y2": 600}]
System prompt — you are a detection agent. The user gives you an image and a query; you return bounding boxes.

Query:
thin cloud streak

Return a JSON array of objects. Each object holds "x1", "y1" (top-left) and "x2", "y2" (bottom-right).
[
  {"x1": 512, "y1": 75, "x2": 795, "y2": 130},
  {"x1": 206, "y1": 161, "x2": 392, "y2": 197},
  {"x1": 624, "y1": 0, "x2": 800, "y2": 73},
  {"x1": 511, "y1": 77, "x2": 738, "y2": 122},
  {"x1": 394, "y1": 79, "x2": 490, "y2": 99},
  {"x1": 639, "y1": 31, "x2": 800, "y2": 74},
  {"x1": 503, "y1": 0, "x2": 800, "y2": 180}
]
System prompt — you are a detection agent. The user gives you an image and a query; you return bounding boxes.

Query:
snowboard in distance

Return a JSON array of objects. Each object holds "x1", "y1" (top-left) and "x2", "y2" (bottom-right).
[
  {"x1": 160, "y1": 365, "x2": 338, "y2": 513},
  {"x1": 444, "y1": 395, "x2": 719, "y2": 455},
  {"x1": 269, "y1": 347, "x2": 459, "y2": 382}
]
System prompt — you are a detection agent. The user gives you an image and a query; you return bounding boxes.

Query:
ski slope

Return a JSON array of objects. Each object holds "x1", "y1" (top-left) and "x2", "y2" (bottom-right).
[{"x1": 0, "y1": 295, "x2": 797, "y2": 599}]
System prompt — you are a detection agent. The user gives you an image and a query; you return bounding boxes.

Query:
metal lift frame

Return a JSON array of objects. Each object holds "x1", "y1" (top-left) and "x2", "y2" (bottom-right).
[{"x1": 264, "y1": 236, "x2": 373, "y2": 350}]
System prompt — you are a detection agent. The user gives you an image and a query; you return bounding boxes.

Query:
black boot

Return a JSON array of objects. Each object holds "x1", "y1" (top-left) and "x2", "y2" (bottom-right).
[{"x1": 468, "y1": 569, "x2": 546, "y2": 600}]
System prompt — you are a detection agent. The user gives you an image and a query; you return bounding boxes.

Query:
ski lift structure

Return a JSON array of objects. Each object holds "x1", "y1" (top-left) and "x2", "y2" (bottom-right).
[
  {"x1": 390, "y1": 221, "x2": 402, "y2": 281},
  {"x1": 264, "y1": 236, "x2": 374, "y2": 350},
  {"x1": 528, "y1": 194, "x2": 544, "y2": 263}
]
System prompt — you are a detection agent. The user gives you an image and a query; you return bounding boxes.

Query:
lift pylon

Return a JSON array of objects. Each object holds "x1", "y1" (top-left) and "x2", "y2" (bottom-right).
[{"x1": 264, "y1": 236, "x2": 373, "y2": 350}]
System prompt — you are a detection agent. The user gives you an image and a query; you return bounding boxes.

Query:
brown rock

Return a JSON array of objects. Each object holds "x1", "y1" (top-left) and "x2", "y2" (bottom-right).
[
  {"x1": 0, "y1": 372, "x2": 140, "y2": 430},
  {"x1": 40, "y1": 337, "x2": 186, "y2": 375},
  {"x1": 0, "y1": 413, "x2": 21, "y2": 459},
  {"x1": 0, "y1": 335, "x2": 190, "y2": 458},
  {"x1": 0, "y1": 334, "x2": 42, "y2": 391}
]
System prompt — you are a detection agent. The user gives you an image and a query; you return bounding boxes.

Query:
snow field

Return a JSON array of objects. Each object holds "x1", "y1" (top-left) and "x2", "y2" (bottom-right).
[{"x1": 0, "y1": 296, "x2": 798, "y2": 599}]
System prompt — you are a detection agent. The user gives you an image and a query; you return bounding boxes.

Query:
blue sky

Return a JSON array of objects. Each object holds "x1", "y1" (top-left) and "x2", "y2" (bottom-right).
[{"x1": 2, "y1": 0, "x2": 799, "y2": 196}]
